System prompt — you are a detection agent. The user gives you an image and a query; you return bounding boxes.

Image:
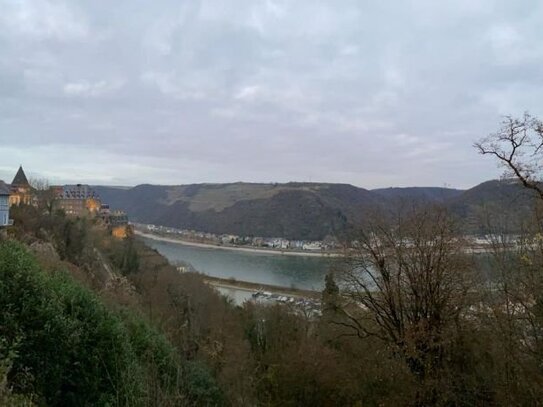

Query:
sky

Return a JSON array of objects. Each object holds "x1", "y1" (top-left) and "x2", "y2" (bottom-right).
[{"x1": 1, "y1": 0, "x2": 542, "y2": 189}]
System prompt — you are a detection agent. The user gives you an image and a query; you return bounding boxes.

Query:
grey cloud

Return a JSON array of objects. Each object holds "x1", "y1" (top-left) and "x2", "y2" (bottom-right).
[{"x1": 1, "y1": 0, "x2": 542, "y2": 188}]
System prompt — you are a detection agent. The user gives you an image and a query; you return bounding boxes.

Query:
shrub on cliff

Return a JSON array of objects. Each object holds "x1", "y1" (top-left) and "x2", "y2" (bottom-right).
[{"x1": 0, "y1": 240, "x2": 184, "y2": 406}]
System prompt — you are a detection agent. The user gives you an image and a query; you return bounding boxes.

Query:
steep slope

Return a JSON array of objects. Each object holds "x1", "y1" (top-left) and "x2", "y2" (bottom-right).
[
  {"x1": 95, "y1": 182, "x2": 379, "y2": 240},
  {"x1": 449, "y1": 180, "x2": 532, "y2": 215},
  {"x1": 448, "y1": 179, "x2": 536, "y2": 232},
  {"x1": 157, "y1": 184, "x2": 381, "y2": 240},
  {"x1": 96, "y1": 184, "x2": 168, "y2": 220}
]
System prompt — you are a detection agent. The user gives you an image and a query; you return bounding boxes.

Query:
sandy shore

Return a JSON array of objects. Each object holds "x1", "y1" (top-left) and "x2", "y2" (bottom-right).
[{"x1": 135, "y1": 230, "x2": 340, "y2": 258}]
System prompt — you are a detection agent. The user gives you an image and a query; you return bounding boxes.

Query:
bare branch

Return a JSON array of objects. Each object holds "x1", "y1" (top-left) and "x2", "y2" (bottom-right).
[
  {"x1": 475, "y1": 113, "x2": 543, "y2": 200},
  {"x1": 335, "y1": 205, "x2": 471, "y2": 380}
]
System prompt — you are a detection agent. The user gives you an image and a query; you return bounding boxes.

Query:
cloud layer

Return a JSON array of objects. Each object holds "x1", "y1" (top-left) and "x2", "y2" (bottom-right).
[{"x1": 1, "y1": 0, "x2": 542, "y2": 188}]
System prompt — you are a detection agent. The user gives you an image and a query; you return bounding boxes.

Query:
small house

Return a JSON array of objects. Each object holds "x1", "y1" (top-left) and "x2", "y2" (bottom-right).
[{"x1": 0, "y1": 180, "x2": 11, "y2": 227}]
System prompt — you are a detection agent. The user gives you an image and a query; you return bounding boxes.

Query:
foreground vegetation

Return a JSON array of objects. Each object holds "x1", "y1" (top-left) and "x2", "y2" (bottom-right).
[{"x1": 2, "y1": 199, "x2": 543, "y2": 405}]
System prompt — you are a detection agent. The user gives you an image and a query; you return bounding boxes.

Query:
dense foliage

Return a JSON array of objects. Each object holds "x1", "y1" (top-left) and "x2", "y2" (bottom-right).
[
  {"x1": 0, "y1": 241, "x2": 173, "y2": 405},
  {"x1": 3, "y1": 189, "x2": 543, "y2": 405}
]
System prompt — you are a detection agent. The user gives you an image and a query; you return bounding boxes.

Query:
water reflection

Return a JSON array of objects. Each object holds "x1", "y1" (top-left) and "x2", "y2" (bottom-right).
[{"x1": 141, "y1": 237, "x2": 336, "y2": 290}]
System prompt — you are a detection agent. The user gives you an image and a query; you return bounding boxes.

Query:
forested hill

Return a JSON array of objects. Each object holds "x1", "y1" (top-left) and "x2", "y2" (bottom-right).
[{"x1": 94, "y1": 180, "x2": 531, "y2": 239}]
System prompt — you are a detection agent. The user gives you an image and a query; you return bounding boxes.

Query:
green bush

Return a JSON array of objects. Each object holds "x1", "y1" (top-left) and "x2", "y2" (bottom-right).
[
  {"x1": 0, "y1": 240, "x2": 182, "y2": 406},
  {"x1": 182, "y1": 361, "x2": 224, "y2": 406},
  {"x1": 108, "y1": 237, "x2": 140, "y2": 276},
  {"x1": 121, "y1": 311, "x2": 182, "y2": 400}
]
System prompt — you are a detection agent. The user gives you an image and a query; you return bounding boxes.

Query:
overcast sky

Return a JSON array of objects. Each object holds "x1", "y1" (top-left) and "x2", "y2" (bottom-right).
[{"x1": 1, "y1": 1, "x2": 542, "y2": 189}]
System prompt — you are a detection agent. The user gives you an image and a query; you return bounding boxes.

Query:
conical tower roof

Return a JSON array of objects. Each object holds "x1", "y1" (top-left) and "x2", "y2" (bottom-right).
[{"x1": 11, "y1": 166, "x2": 29, "y2": 186}]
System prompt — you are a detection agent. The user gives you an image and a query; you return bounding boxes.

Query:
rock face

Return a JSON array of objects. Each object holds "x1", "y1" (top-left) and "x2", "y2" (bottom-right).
[{"x1": 94, "y1": 180, "x2": 532, "y2": 239}]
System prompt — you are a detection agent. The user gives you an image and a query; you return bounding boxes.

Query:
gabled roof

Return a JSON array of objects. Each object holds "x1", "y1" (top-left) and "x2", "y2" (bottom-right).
[
  {"x1": 0, "y1": 180, "x2": 10, "y2": 195},
  {"x1": 11, "y1": 166, "x2": 29, "y2": 186}
]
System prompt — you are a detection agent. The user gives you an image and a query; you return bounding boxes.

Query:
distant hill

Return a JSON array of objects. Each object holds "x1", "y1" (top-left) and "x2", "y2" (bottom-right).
[
  {"x1": 95, "y1": 182, "x2": 379, "y2": 240},
  {"x1": 448, "y1": 180, "x2": 532, "y2": 215},
  {"x1": 373, "y1": 187, "x2": 463, "y2": 204},
  {"x1": 94, "y1": 180, "x2": 534, "y2": 240},
  {"x1": 446, "y1": 180, "x2": 536, "y2": 233}
]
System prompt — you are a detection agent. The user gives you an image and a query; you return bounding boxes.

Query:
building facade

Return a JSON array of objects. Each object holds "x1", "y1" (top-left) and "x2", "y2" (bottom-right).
[
  {"x1": 54, "y1": 184, "x2": 101, "y2": 217},
  {"x1": 0, "y1": 181, "x2": 11, "y2": 227}
]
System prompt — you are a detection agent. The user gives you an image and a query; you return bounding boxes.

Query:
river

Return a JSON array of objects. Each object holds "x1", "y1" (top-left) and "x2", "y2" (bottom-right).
[{"x1": 139, "y1": 236, "x2": 337, "y2": 290}]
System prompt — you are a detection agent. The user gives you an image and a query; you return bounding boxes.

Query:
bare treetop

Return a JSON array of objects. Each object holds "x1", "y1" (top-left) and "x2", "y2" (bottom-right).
[{"x1": 475, "y1": 113, "x2": 543, "y2": 200}]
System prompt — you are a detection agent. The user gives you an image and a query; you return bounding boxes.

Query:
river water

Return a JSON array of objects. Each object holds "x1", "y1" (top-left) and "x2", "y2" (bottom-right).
[{"x1": 140, "y1": 236, "x2": 337, "y2": 290}]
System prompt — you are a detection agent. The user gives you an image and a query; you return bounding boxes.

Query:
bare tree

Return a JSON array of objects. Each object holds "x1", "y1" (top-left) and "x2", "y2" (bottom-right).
[
  {"x1": 474, "y1": 114, "x2": 543, "y2": 402},
  {"x1": 475, "y1": 114, "x2": 543, "y2": 352},
  {"x1": 337, "y1": 205, "x2": 472, "y2": 382},
  {"x1": 28, "y1": 178, "x2": 50, "y2": 191},
  {"x1": 29, "y1": 177, "x2": 57, "y2": 214},
  {"x1": 475, "y1": 112, "x2": 543, "y2": 199}
]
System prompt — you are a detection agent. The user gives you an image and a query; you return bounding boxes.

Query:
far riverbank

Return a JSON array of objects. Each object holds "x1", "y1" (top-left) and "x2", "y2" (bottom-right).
[{"x1": 135, "y1": 230, "x2": 341, "y2": 258}]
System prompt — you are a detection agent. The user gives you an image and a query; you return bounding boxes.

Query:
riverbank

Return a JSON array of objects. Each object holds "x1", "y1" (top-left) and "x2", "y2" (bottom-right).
[
  {"x1": 203, "y1": 275, "x2": 321, "y2": 299},
  {"x1": 135, "y1": 230, "x2": 341, "y2": 258}
]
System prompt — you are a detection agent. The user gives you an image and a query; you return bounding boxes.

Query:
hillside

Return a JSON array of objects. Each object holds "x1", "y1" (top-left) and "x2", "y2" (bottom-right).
[
  {"x1": 94, "y1": 180, "x2": 532, "y2": 239},
  {"x1": 95, "y1": 182, "x2": 380, "y2": 240},
  {"x1": 2, "y1": 204, "x2": 232, "y2": 405},
  {"x1": 373, "y1": 186, "x2": 464, "y2": 204}
]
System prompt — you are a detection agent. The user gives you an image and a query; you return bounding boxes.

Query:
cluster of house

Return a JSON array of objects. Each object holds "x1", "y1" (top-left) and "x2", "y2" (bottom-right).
[
  {"x1": 219, "y1": 234, "x2": 329, "y2": 251},
  {"x1": 0, "y1": 166, "x2": 130, "y2": 238},
  {"x1": 137, "y1": 222, "x2": 341, "y2": 252}
]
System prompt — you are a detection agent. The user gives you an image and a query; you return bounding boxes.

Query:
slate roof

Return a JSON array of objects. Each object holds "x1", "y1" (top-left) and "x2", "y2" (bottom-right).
[
  {"x1": 61, "y1": 184, "x2": 100, "y2": 200},
  {"x1": 0, "y1": 180, "x2": 10, "y2": 195},
  {"x1": 11, "y1": 166, "x2": 29, "y2": 186}
]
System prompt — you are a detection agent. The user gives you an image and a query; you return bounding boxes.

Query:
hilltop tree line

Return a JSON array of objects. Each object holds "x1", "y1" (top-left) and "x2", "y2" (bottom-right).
[{"x1": 0, "y1": 114, "x2": 543, "y2": 405}]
